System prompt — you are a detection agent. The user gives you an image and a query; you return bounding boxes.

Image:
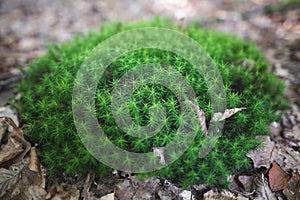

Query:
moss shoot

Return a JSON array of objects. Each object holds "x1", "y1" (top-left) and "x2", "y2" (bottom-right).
[{"x1": 16, "y1": 18, "x2": 286, "y2": 188}]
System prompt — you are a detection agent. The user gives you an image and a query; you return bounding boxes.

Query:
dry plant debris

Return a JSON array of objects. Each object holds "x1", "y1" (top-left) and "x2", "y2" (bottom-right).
[
  {"x1": 0, "y1": 117, "x2": 30, "y2": 168},
  {"x1": 268, "y1": 161, "x2": 291, "y2": 192}
]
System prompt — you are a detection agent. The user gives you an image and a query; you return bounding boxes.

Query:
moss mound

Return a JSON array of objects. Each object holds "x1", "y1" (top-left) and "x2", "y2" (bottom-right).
[{"x1": 16, "y1": 18, "x2": 286, "y2": 188}]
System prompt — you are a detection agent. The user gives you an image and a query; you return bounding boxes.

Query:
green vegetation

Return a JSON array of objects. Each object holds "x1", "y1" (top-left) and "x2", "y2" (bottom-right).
[
  {"x1": 265, "y1": 0, "x2": 300, "y2": 14},
  {"x1": 15, "y1": 18, "x2": 287, "y2": 188}
]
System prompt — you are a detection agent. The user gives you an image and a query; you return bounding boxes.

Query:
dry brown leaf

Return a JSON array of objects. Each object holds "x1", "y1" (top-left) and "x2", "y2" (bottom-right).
[
  {"x1": 238, "y1": 175, "x2": 253, "y2": 192},
  {"x1": 5, "y1": 117, "x2": 31, "y2": 164},
  {"x1": 27, "y1": 185, "x2": 47, "y2": 200},
  {"x1": 0, "y1": 117, "x2": 31, "y2": 167},
  {"x1": 188, "y1": 100, "x2": 208, "y2": 136},
  {"x1": 0, "y1": 137, "x2": 24, "y2": 166},
  {"x1": 246, "y1": 136, "x2": 275, "y2": 169},
  {"x1": 0, "y1": 118, "x2": 8, "y2": 142},
  {"x1": 283, "y1": 172, "x2": 300, "y2": 200},
  {"x1": 0, "y1": 168, "x2": 21, "y2": 198},
  {"x1": 211, "y1": 108, "x2": 246, "y2": 122},
  {"x1": 115, "y1": 176, "x2": 178, "y2": 199},
  {"x1": 269, "y1": 161, "x2": 291, "y2": 192},
  {"x1": 28, "y1": 147, "x2": 42, "y2": 186},
  {"x1": 0, "y1": 159, "x2": 47, "y2": 200},
  {"x1": 46, "y1": 183, "x2": 80, "y2": 200},
  {"x1": 203, "y1": 189, "x2": 247, "y2": 200},
  {"x1": 188, "y1": 100, "x2": 246, "y2": 137},
  {"x1": 251, "y1": 173, "x2": 277, "y2": 200},
  {"x1": 22, "y1": 167, "x2": 41, "y2": 186}
]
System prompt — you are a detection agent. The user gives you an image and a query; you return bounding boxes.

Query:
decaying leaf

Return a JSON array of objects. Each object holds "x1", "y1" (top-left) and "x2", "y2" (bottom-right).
[
  {"x1": 0, "y1": 117, "x2": 31, "y2": 167},
  {"x1": 0, "y1": 168, "x2": 21, "y2": 198},
  {"x1": 46, "y1": 183, "x2": 80, "y2": 200},
  {"x1": 188, "y1": 100, "x2": 246, "y2": 137},
  {"x1": 153, "y1": 146, "x2": 166, "y2": 165},
  {"x1": 211, "y1": 108, "x2": 246, "y2": 122},
  {"x1": 252, "y1": 173, "x2": 277, "y2": 200},
  {"x1": 0, "y1": 158, "x2": 47, "y2": 200},
  {"x1": 188, "y1": 100, "x2": 208, "y2": 136},
  {"x1": 203, "y1": 189, "x2": 247, "y2": 200},
  {"x1": 246, "y1": 136, "x2": 275, "y2": 168},
  {"x1": 283, "y1": 172, "x2": 300, "y2": 200},
  {"x1": 27, "y1": 185, "x2": 47, "y2": 200},
  {"x1": 0, "y1": 137, "x2": 24, "y2": 166},
  {"x1": 28, "y1": 147, "x2": 42, "y2": 186},
  {"x1": 0, "y1": 107, "x2": 19, "y2": 127},
  {"x1": 268, "y1": 162, "x2": 291, "y2": 192},
  {"x1": 99, "y1": 193, "x2": 114, "y2": 200},
  {"x1": 0, "y1": 118, "x2": 8, "y2": 143},
  {"x1": 115, "y1": 176, "x2": 179, "y2": 199},
  {"x1": 238, "y1": 175, "x2": 253, "y2": 192}
]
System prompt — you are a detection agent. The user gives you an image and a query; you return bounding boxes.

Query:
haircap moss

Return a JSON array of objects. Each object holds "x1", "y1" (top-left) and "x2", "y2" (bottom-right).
[{"x1": 15, "y1": 17, "x2": 287, "y2": 188}]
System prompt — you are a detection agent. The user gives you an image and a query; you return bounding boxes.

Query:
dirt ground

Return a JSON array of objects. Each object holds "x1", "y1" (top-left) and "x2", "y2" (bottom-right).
[{"x1": 0, "y1": 0, "x2": 299, "y2": 199}]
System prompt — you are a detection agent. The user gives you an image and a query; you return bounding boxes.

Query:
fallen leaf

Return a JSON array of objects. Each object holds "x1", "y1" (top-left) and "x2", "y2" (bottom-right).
[
  {"x1": 188, "y1": 100, "x2": 246, "y2": 137},
  {"x1": 203, "y1": 189, "x2": 247, "y2": 200},
  {"x1": 238, "y1": 175, "x2": 253, "y2": 192},
  {"x1": 251, "y1": 173, "x2": 277, "y2": 200},
  {"x1": 188, "y1": 100, "x2": 208, "y2": 136},
  {"x1": 246, "y1": 136, "x2": 275, "y2": 168},
  {"x1": 46, "y1": 183, "x2": 79, "y2": 200},
  {"x1": 0, "y1": 117, "x2": 31, "y2": 167},
  {"x1": 211, "y1": 108, "x2": 246, "y2": 122},
  {"x1": 0, "y1": 107, "x2": 19, "y2": 127},
  {"x1": 115, "y1": 176, "x2": 178, "y2": 200},
  {"x1": 0, "y1": 118, "x2": 8, "y2": 142},
  {"x1": 27, "y1": 185, "x2": 47, "y2": 200},
  {"x1": 0, "y1": 168, "x2": 21, "y2": 198},
  {"x1": 283, "y1": 172, "x2": 300, "y2": 200},
  {"x1": 99, "y1": 193, "x2": 114, "y2": 200},
  {"x1": 28, "y1": 147, "x2": 42, "y2": 186},
  {"x1": 269, "y1": 161, "x2": 291, "y2": 192},
  {"x1": 0, "y1": 137, "x2": 24, "y2": 166}
]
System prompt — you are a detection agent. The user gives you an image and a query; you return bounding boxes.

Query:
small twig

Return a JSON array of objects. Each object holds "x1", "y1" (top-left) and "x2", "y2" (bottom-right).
[{"x1": 83, "y1": 172, "x2": 95, "y2": 200}]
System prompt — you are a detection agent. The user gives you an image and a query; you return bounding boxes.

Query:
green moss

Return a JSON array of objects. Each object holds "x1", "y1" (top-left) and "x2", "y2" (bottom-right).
[
  {"x1": 15, "y1": 18, "x2": 287, "y2": 188},
  {"x1": 265, "y1": 0, "x2": 300, "y2": 14}
]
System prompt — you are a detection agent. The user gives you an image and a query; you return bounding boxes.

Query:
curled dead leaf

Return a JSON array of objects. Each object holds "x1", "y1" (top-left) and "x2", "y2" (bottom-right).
[
  {"x1": 246, "y1": 136, "x2": 274, "y2": 169},
  {"x1": 188, "y1": 100, "x2": 246, "y2": 137},
  {"x1": 46, "y1": 183, "x2": 80, "y2": 200},
  {"x1": 0, "y1": 117, "x2": 31, "y2": 167},
  {"x1": 268, "y1": 161, "x2": 291, "y2": 192},
  {"x1": 188, "y1": 100, "x2": 208, "y2": 136},
  {"x1": 283, "y1": 172, "x2": 300, "y2": 200},
  {"x1": 211, "y1": 107, "x2": 246, "y2": 122},
  {"x1": 251, "y1": 173, "x2": 277, "y2": 200},
  {"x1": 28, "y1": 147, "x2": 42, "y2": 186},
  {"x1": 238, "y1": 175, "x2": 253, "y2": 192}
]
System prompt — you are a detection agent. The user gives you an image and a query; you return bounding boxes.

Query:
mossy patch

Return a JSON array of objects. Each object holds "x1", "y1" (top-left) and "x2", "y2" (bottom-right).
[
  {"x1": 265, "y1": 0, "x2": 300, "y2": 14},
  {"x1": 15, "y1": 18, "x2": 287, "y2": 188}
]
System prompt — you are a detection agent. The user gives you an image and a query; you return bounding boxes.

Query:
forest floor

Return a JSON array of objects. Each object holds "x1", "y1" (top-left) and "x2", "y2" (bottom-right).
[{"x1": 0, "y1": 0, "x2": 299, "y2": 199}]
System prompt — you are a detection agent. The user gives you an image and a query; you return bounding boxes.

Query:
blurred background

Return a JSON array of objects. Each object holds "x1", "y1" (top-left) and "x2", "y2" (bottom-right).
[{"x1": 0, "y1": 0, "x2": 300, "y2": 105}]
